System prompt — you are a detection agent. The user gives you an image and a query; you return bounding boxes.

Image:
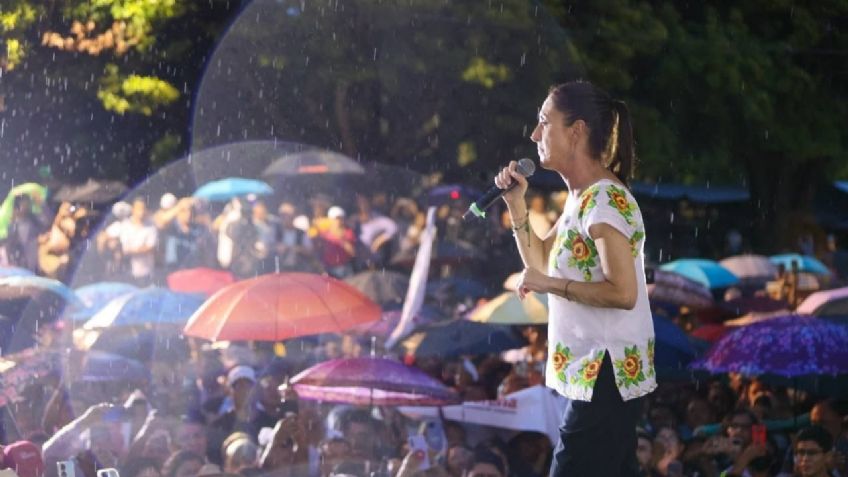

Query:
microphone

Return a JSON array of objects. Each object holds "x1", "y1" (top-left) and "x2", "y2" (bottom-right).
[{"x1": 463, "y1": 158, "x2": 536, "y2": 220}]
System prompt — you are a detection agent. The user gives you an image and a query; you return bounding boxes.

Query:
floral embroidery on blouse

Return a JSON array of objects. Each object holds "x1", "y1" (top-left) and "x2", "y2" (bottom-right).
[
  {"x1": 614, "y1": 345, "x2": 648, "y2": 388},
  {"x1": 552, "y1": 343, "x2": 574, "y2": 383},
  {"x1": 578, "y1": 185, "x2": 600, "y2": 220},
  {"x1": 571, "y1": 350, "x2": 606, "y2": 389},
  {"x1": 606, "y1": 184, "x2": 638, "y2": 225},
  {"x1": 564, "y1": 229, "x2": 598, "y2": 281}
]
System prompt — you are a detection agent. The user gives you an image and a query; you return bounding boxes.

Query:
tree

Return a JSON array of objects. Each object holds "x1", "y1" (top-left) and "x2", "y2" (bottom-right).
[
  {"x1": 0, "y1": 0, "x2": 239, "y2": 184},
  {"x1": 556, "y1": 0, "x2": 848, "y2": 250}
]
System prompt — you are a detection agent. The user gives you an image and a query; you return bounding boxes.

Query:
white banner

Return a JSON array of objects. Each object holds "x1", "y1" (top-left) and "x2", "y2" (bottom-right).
[{"x1": 386, "y1": 207, "x2": 437, "y2": 348}]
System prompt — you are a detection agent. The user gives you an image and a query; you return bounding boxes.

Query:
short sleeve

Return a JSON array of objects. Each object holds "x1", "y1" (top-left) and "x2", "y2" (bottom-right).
[{"x1": 580, "y1": 183, "x2": 641, "y2": 243}]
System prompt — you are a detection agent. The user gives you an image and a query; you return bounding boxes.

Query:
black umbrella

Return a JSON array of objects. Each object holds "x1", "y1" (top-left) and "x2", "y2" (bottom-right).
[
  {"x1": 262, "y1": 149, "x2": 365, "y2": 176},
  {"x1": 89, "y1": 327, "x2": 190, "y2": 363},
  {"x1": 53, "y1": 179, "x2": 127, "y2": 203},
  {"x1": 344, "y1": 270, "x2": 410, "y2": 307},
  {"x1": 390, "y1": 240, "x2": 485, "y2": 269},
  {"x1": 398, "y1": 319, "x2": 526, "y2": 359}
]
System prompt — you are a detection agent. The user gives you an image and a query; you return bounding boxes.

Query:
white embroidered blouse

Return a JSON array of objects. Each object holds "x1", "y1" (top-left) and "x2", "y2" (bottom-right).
[{"x1": 546, "y1": 179, "x2": 656, "y2": 402}]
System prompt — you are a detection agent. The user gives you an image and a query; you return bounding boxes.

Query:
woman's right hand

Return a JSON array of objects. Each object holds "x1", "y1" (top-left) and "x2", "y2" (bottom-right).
[{"x1": 494, "y1": 160, "x2": 529, "y2": 208}]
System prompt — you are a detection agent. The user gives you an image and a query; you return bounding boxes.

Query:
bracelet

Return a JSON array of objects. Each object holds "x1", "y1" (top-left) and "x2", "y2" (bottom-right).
[
  {"x1": 564, "y1": 279, "x2": 574, "y2": 300},
  {"x1": 511, "y1": 211, "x2": 530, "y2": 231}
]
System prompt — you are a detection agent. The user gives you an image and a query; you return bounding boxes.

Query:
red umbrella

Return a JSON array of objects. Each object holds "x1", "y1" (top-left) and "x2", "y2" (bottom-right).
[
  {"x1": 183, "y1": 273, "x2": 380, "y2": 342},
  {"x1": 167, "y1": 268, "x2": 235, "y2": 296},
  {"x1": 290, "y1": 357, "x2": 459, "y2": 406},
  {"x1": 690, "y1": 324, "x2": 730, "y2": 342}
]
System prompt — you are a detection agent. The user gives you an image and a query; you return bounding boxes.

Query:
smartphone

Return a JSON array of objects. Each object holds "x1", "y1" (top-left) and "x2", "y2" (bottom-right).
[
  {"x1": 407, "y1": 435, "x2": 431, "y2": 471},
  {"x1": 57, "y1": 460, "x2": 75, "y2": 477},
  {"x1": 97, "y1": 469, "x2": 120, "y2": 477},
  {"x1": 752, "y1": 424, "x2": 767, "y2": 446}
]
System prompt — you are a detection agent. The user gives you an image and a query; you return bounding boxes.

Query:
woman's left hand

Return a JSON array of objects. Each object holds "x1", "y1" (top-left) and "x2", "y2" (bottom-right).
[{"x1": 516, "y1": 267, "x2": 550, "y2": 299}]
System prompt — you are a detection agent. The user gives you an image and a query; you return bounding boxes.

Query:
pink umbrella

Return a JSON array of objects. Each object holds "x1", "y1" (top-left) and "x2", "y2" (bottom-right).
[
  {"x1": 290, "y1": 357, "x2": 459, "y2": 406},
  {"x1": 797, "y1": 286, "x2": 848, "y2": 316}
]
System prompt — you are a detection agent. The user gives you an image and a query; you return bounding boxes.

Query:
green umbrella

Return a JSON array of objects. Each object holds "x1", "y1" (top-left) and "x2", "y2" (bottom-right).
[{"x1": 0, "y1": 183, "x2": 48, "y2": 240}]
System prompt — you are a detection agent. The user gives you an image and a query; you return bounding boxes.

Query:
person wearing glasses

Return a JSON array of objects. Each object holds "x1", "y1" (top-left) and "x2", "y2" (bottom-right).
[{"x1": 776, "y1": 425, "x2": 835, "y2": 477}]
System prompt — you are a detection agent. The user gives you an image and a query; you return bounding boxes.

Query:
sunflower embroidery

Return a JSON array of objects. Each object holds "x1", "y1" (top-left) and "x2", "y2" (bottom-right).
[
  {"x1": 615, "y1": 345, "x2": 647, "y2": 388},
  {"x1": 563, "y1": 229, "x2": 598, "y2": 281},
  {"x1": 646, "y1": 339, "x2": 655, "y2": 378},
  {"x1": 571, "y1": 350, "x2": 606, "y2": 389},
  {"x1": 549, "y1": 230, "x2": 568, "y2": 270},
  {"x1": 606, "y1": 184, "x2": 637, "y2": 225},
  {"x1": 552, "y1": 343, "x2": 573, "y2": 383},
  {"x1": 629, "y1": 230, "x2": 645, "y2": 257},
  {"x1": 577, "y1": 185, "x2": 600, "y2": 220}
]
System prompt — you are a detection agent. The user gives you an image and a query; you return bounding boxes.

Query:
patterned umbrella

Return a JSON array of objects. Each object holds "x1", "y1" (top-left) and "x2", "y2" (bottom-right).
[
  {"x1": 291, "y1": 357, "x2": 459, "y2": 406},
  {"x1": 659, "y1": 259, "x2": 739, "y2": 290},
  {"x1": 691, "y1": 315, "x2": 848, "y2": 376}
]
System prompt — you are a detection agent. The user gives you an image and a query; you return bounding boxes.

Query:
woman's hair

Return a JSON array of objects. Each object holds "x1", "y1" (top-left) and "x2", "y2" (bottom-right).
[
  {"x1": 121, "y1": 457, "x2": 162, "y2": 477},
  {"x1": 548, "y1": 81, "x2": 635, "y2": 185},
  {"x1": 161, "y1": 450, "x2": 204, "y2": 477}
]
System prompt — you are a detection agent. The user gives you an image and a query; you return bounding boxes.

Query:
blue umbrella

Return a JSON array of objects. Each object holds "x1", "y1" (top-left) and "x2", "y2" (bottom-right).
[
  {"x1": 67, "y1": 282, "x2": 139, "y2": 320},
  {"x1": 81, "y1": 351, "x2": 149, "y2": 383},
  {"x1": 0, "y1": 275, "x2": 82, "y2": 306},
  {"x1": 193, "y1": 177, "x2": 273, "y2": 201},
  {"x1": 399, "y1": 319, "x2": 526, "y2": 359},
  {"x1": 659, "y1": 259, "x2": 739, "y2": 289},
  {"x1": 652, "y1": 314, "x2": 697, "y2": 371},
  {"x1": 0, "y1": 266, "x2": 35, "y2": 278},
  {"x1": 769, "y1": 254, "x2": 831, "y2": 276},
  {"x1": 83, "y1": 287, "x2": 205, "y2": 328}
]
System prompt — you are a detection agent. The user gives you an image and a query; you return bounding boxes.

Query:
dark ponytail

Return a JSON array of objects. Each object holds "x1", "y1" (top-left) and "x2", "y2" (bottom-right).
[
  {"x1": 548, "y1": 81, "x2": 636, "y2": 186},
  {"x1": 610, "y1": 100, "x2": 635, "y2": 186}
]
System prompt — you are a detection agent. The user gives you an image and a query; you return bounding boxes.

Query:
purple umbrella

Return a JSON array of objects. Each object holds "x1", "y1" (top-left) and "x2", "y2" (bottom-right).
[
  {"x1": 291, "y1": 357, "x2": 459, "y2": 406},
  {"x1": 691, "y1": 315, "x2": 848, "y2": 376}
]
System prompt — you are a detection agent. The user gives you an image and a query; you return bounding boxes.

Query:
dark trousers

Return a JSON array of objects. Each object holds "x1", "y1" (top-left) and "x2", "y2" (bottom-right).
[{"x1": 549, "y1": 352, "x2": 645, "y2": 477}]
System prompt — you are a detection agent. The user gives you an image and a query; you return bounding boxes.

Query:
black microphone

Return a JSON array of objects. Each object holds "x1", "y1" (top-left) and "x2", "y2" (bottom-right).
[{"x1": 463, "y1": 158, "x2": 536, "y2": 220}]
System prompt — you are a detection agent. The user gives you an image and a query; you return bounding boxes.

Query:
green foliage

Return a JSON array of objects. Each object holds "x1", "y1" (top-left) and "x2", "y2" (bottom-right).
[
  {"x1": 97, "y1": 64, "x2": 180, "y2": 115},
  {"x1": 70, "y1": 0, "x2": 187, "y2": 51},
  {"x1": 1, "y1": 1, "x2": 40, "y2": 70},
  {"x1": 461, "y1": 57, "x2": 511, "y2": 88},
  {"x1": 150, "y1": 132, "x2": 183, "y2": 169}
]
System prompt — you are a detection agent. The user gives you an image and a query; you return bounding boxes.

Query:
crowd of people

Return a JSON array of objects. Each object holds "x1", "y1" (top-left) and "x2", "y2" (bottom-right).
[{"x1": 0, "y1": 183, "x2": 847, "y2": 477}]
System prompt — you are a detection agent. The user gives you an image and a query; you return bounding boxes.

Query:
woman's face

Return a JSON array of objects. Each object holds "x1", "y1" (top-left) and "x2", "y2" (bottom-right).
[{"x1": 530, "y1": 96, "x2": 572, "y2": 172}]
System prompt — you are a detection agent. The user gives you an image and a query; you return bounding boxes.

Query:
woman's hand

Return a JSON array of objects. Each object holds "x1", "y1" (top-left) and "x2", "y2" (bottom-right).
[
  {"x1": 516, "y1": 267, "x2": 550, "y2": 299},
  {"x1": 494, "y1": 160, "x2": 529, "y2": 209}
]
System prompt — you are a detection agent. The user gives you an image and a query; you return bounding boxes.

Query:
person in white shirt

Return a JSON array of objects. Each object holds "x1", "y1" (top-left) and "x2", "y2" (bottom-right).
[
  {"x1": 495, "y1": 81, "x2": 655, "y2": 476},
  {"x1": 119, "y1": 198, "x2": 158, "y2": 285}
]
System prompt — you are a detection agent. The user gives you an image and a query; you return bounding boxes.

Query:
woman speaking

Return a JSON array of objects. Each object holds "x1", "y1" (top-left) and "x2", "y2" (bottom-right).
[{"x1": 496, "y1": 81, "x2": 655, "y2": 477}]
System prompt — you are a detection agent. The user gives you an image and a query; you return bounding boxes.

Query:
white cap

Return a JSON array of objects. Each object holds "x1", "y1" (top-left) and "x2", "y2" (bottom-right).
[
  {"x1": 328, "y1": 206, "x2": 346, "y2": 219},
  {"x1": 159, "y1": 193, "x2": 177, "y2": 210},
  {"x1": 293, "y1": 215, "x2": 310, "y2": 231},
  {"x1": 226, "y1": 365, "x2": 256, "y2": 386},
  {"x1": 111, "y1": 201, "x2": 131, "y2": 219}
]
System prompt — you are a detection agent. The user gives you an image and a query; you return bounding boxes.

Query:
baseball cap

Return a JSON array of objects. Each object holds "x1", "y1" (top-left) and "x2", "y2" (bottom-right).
[
  {"x1": 226, "y1": 365, "x2": 256, "y2": 386},
  {"x1": 3, "y1": 441, "x2": 44, "y2": 477},
  {"x1": 328, "y1": 206, "x2": 346, "y2": 219},
  {"x1": 159, "y1": 193, "x2": 177, "y2": 210}
]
